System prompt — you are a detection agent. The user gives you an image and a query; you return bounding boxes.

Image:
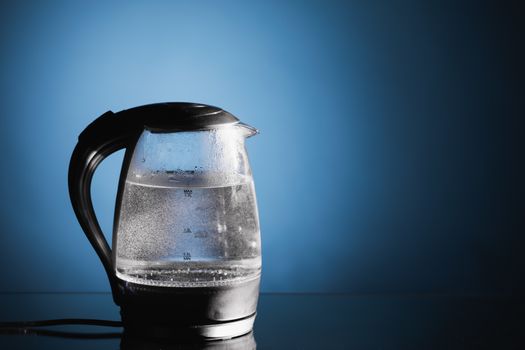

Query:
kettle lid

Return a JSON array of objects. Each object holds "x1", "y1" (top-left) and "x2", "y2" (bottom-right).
[{"x1": 116, "y1": 102, "x2": 240, "y2": 132}]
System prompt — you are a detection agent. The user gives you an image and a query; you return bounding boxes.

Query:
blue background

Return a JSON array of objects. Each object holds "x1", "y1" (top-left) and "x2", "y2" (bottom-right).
[{"x1": 0, "y1": 0, "x2": 522, "y2": 294}]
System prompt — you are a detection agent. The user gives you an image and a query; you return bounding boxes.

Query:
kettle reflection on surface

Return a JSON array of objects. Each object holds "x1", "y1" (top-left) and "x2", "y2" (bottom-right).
[
  {"x1": 69, "y1": 103, "x2": 261, "y2": 339},
  {"x1": 120, "y1": 331, "x2": 256, "y2": 350}
]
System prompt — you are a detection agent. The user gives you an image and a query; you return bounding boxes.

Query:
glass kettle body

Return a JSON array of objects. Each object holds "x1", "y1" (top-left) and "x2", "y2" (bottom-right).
[
  {"x1": 69, "y1": 103, "x2": 261, "y2": 339},
  {"x1": 115, "y1": 127, "x2": 261, "y2": 287}
]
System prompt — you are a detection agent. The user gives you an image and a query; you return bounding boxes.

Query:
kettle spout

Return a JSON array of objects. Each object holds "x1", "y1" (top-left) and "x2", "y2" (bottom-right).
[{"x1": 237, "y1": 122, "x2": 259, "y2": 138}]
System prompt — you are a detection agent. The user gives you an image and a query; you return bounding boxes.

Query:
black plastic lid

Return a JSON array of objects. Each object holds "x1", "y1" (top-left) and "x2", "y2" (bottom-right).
[{"x1": 115, "y1": 102, "x2": 239, "y2": 132}]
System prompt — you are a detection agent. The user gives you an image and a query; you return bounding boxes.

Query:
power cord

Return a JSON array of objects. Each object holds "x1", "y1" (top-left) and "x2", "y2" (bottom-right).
[
  {"x1": 0, "y1": 318, "x2": 122, "y2": 328},
  {"x1": 0, "y1": 318, "x2": 122, "y2": 339}
]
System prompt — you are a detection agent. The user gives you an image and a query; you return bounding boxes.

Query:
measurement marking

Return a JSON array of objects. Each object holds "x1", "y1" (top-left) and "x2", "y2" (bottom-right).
[
  {"x1": 184, "y1": 190, "x2": 192, "y2": 197},
  {"x1": 194, "y1": 231, "x2": 208, "y2": 238}
]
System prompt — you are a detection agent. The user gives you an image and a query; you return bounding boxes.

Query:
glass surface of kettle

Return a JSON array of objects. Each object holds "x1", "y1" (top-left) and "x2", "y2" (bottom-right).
[{"x1": 68, "y1": 103, "x2": 261, "y2": 339}]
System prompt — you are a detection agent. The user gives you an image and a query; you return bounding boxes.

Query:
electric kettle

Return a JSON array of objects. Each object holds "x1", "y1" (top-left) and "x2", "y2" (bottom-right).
[{"x1": 68, "y1": 102, "x2": 261, "y2": 339}]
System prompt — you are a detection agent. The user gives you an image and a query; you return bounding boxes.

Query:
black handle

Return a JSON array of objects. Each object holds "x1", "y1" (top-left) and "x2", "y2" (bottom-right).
[{"x1": 68, "y1": 111, "x2": 141, "y2": 299}]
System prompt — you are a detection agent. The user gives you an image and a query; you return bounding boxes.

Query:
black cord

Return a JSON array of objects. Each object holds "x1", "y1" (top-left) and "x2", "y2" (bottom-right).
[
  {"x1": 0, "y1": 327, "x2": 122, "y2": 339},
  {"x1": 0, "y1": 319, "x2": 123, "y2": 339},
  {"x1": 0, "y1": 318, "x2": 122, "y2": 328}
]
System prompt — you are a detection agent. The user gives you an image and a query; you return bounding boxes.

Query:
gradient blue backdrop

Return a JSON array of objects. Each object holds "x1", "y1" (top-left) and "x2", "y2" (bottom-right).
[{"x1": 0, "y1": 0, "x2": 522, "y2": 294}]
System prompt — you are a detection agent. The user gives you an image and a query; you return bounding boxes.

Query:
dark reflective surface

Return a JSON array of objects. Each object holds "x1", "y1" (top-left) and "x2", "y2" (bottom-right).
[
  {"x1": 121, "y1": 331, "x2": 256, "y2": 350},
  {"x1": 0, "y1": 293, "x2": 524, "y2": 349}
]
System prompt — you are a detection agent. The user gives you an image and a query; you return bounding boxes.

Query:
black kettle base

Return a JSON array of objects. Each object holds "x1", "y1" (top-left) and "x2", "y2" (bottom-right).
[{"x1": 116, "y1": 276, "x2": 260, "y2": 340}]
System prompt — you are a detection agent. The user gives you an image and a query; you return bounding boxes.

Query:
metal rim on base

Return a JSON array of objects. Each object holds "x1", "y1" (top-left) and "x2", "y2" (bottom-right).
[{"x1": 194, "y1": 314, "x2": 256, "y2": 340}]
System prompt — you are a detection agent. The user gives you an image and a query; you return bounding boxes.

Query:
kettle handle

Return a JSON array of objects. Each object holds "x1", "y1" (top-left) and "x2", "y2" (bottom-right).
[{"x1": 68, "y1": 111, "x2": 140, "y2": 299}]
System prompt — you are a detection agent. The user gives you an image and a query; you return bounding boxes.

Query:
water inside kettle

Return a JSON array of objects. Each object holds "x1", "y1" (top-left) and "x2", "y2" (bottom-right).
[{"x1": 115, "y1": 172, "x2": 261, "y2": 288}]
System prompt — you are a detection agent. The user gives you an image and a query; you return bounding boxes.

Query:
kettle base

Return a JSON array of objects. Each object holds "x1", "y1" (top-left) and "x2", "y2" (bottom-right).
[
  {"x1": 187, "y1": 313, "x2": 256, "y2": 340},
  {"x1": 116, "y1": 276, "x2": 260, "y2": 339}
]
